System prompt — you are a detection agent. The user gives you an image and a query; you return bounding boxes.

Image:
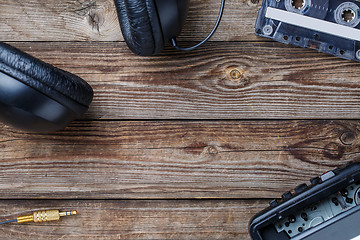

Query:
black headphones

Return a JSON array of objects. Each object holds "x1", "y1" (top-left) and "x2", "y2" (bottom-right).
[
  {"x1": 0, "y1": 43, "x2": 94, "y2": 133},
  {"x1": 114, "y1": 0, "x2": 225, "y2": 56},
  {"x1": 0, "y1": 0, "x2": 225, "y2": 132}
]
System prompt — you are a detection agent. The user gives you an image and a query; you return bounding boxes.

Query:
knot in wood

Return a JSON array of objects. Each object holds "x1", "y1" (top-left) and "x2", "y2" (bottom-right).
[
  {"x1": 340, "y1": 132, "x2": 355, "y2": 145},
  {"x1": 88, "y1": 9, "x2": 104, "y2": 32},
  {"x1": 230, "y1": 69, "x2": 243, "y2": 80},
  {"x1": 207, "y1": 146, "x2": 219, "y2": 155}
]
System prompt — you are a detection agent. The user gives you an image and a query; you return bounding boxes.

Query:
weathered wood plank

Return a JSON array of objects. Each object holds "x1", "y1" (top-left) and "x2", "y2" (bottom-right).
[
  {"x1": 6, "y1": 41, "x2": 360, "y2": 120},
  {"x1": 0, "y1": 199, "x2": 265, "y2": 239},
  {"x1": 0, "y1": 120, "x2": 358, "y2": 199},
  {"x1": 3, "y1": 0, "x2": 356, "y2": 238},
  {"x1": 0, "y1": 0, "x2": 260, "y2": 42}
]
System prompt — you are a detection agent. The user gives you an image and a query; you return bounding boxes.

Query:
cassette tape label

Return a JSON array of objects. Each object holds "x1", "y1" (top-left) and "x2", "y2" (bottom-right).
[
  {"x1": 255, "y1": 0, "x2": 360, "y2": 61},
  {"x1": 265, "y1": 7, "x2": 360, "y2": 41}
]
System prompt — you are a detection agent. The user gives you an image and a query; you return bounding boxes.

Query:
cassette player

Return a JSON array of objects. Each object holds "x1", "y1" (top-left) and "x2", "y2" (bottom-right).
[
  {"x1": 254, "y1": 0, "x2": 360, "y2": 61},
  {"x1": 249, "y1": 162, "x2": 360, "y2": 240}
]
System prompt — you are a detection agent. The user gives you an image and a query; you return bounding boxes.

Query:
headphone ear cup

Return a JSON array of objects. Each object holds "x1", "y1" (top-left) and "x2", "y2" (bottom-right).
[
  {"x1": 154, "y1": 0, "x2": 190, "y2": 44},
  {"x1": 114, "y1": 0, "x2": 164, "y2": 56},
  {"x1": 0, "y1": 43, "x2": 94, "y2": 132},
  {"x1": 0, "y1": 43, "x2": 93, "y2": 107}
]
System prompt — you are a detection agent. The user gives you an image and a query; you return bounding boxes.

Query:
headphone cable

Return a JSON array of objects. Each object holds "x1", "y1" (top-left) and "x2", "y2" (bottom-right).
[
  {"x1": 171, "y1": 0, "x2": 226, "y2": 51},
  {"x1": 0, "y1": 219, "x2": 17, "y2": 225}
]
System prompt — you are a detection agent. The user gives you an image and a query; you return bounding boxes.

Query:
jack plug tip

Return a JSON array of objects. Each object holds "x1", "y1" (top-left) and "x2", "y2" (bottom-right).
[{"x1": 17, "y1": 210, "x2": 78, "y2": 223}]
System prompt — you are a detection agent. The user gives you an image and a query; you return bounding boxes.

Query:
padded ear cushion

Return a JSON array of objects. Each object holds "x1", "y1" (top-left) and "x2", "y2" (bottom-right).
[
  {"x1": 0, "y1": 42, "x2": 93, "y2": 108},
  {"x1": 114, "y1": 0, "x2": 164, "y2": 56}
]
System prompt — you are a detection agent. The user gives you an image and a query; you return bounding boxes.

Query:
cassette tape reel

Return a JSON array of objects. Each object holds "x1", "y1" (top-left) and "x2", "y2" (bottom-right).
[{"x1": 255, "y1": 0, "x2": 360, "y2": 61}]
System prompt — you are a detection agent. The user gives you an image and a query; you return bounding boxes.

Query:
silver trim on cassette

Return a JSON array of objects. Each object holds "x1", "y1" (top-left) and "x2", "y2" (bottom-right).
[{"x1": 265, "y1": 7, "x2": 360, "y2": 41}]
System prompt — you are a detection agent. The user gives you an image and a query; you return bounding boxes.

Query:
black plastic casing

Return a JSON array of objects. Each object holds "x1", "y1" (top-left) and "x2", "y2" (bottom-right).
[
  {"x1": 0, "y1": 71, "x2": 88, "y2": 132},
  {"x1": 249, "y1": 162, "x2": 360, "y2": 240},
  {"x1": 154, "y1": 0, "x2": 189, "y2": 43}
]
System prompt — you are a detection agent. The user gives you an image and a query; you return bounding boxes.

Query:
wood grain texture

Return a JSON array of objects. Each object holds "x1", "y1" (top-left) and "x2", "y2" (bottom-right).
[
  {"x1": 0, "y1": 120, "x2": 358, "y2": 199},
  {"x1": 0, "y1": 0, "x2": 260, "y2": 42},
  {"x1": 1, "y1": 0, "x2": 360, "y2": 238},
  {"x1": 0, "y1": 199, "x2": 265, "y2": 239},
  {"x1": 6, "y1": 41, "x2": 360, "y2": 120}
]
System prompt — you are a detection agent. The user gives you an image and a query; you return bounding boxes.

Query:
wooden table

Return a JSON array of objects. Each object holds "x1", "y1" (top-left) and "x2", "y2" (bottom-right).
[{"x1": 1, "y1": 0, "x2": 359, "y2": 239}]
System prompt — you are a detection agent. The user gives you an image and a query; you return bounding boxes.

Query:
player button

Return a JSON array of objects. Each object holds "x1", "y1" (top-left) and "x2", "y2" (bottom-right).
[
  {"x1": 295, "y1": 183, "x2": 308, "y2": 194},
  {"x1": 320, "y1": 171, "x2": 335, "y2": 182},
  {"x1": 310, "y1": 177, "x2": 322, "y2": 185},
  {"x1": 282, "y1": 191, "x2": 292, "y2": 201},
  {"x1": 269, "y1": 199, "x2": 278, "y2": 207}
]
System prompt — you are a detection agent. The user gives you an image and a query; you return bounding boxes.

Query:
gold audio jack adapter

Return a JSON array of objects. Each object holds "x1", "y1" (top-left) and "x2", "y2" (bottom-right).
[{"x1": 0, "y1": 210, "x2": 77, "y2": 225}]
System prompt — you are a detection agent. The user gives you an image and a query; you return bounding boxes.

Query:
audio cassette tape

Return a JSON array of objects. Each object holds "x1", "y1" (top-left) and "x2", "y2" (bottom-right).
[{"x1": 254, "y1": 0, "x2": 360, "y2": 61}]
